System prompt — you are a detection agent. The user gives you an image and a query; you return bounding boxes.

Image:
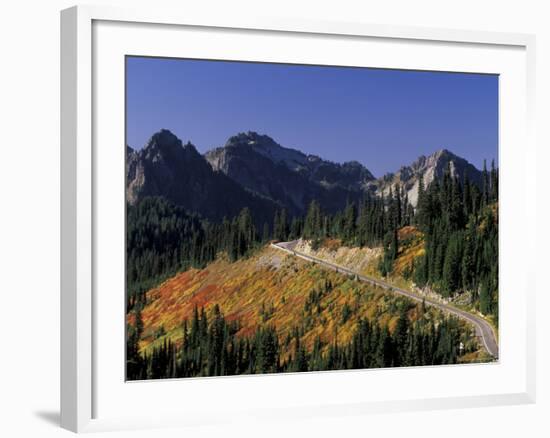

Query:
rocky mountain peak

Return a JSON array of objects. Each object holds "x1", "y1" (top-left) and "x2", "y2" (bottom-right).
[
  {"x1": 372, "y1": 147, "x2": 482, "y2": 207},
  {"x1": 203, "y1": 132, "x2": 377, "y2": 215},
  {"x1": 141, "y1": 129, "x2": 202, "y2": 165},
  {"x1": 417, "y1": 148, "x2": 468, "y2": 178},
  {"x1": 222, "y1": 131, "x2": 310, "y2": 170},
  {"x1": 126, "y1": 130, "x2": 279, "y2": 224},
  {"x1": 343, "y1": 160, "x2": 364, "y2": 168},
  {"x1": 225, "y1": 131, "x2": 273, "y2": 147},
  {"x1": 145, "y1": 129, "x2": 181, "y2": 151},
  {"x1": 410, "y1": 148, "x2": 452, "y2": 169},
  {"x1": 126, "y1": 145, "x2": 136, "y2": 158}
]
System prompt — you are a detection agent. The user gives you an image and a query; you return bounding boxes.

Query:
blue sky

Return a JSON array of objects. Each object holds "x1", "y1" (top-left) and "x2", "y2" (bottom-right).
[{"x1": 126, "y1": 56, "x2": 498, "y2": 176}]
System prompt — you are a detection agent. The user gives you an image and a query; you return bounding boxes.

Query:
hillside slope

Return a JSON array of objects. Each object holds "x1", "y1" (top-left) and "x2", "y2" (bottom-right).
[{"x1": 132, "y1": 245, "x2": 482, "y2": 363}]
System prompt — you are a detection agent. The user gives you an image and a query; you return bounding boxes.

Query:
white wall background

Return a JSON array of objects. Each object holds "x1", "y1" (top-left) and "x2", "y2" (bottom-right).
[{"x1": 0, "y1": 0, "x2": 547, "y2": 436}]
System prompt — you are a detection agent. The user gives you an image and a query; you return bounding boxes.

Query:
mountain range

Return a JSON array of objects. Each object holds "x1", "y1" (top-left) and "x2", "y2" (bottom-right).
[
  {"x1": 126, "y1": 129, "x2": 484, "y2": 223},
  {"x1": 126, "y1": 130, "x2": 278, "y2": 226}
]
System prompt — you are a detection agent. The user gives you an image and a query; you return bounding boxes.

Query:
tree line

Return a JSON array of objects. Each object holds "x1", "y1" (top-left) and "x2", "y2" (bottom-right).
[
  {"x1": 274, "y1": 188, "x2": 413, "y2": 250},
  {"x1": 127, "y1": 302, "x2": 473, "y2": 380},
  {"x1": 127, "y1": 197, "x2": 262, "y2": 310}
]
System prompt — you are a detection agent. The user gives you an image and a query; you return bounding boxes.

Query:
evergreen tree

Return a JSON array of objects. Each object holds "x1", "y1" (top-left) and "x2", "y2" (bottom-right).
[
  {"x1": 343, "y1": 201, "x2": 357, "y2": 244},
  {"x1": 479, "y1": 276, "x2": 492, "y2": 316},
  {"x1": 482, "y1": 159, "x2": 489, "y2": 207},
  {"x1": 262, "y1": 222, "x2": 270, "y2": 242},
  {"x1": 441, "y1": 232, "x2": 463, "y2": 296},
  {"x1": 490, "y1": 159, "x2": 498, "y2": 202}
]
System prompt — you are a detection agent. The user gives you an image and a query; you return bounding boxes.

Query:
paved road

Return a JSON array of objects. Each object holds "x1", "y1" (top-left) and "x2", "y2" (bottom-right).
[{"x1": 271, "y1": 240, "x2": 498, "y2": 359}]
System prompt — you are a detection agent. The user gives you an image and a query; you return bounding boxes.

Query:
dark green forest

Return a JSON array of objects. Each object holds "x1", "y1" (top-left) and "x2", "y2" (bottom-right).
[
  {"x1": 412, "y1": 161, "x2": 499, "y2": 318},
  {"x1": 127, "y1": 303, "x2": 473, "y2": 380},
  {"x1": 127, "y1": 198, "x2": 261, "y2": 310}
]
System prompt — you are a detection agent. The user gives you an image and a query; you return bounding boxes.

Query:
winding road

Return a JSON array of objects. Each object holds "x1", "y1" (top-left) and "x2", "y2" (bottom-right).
[{"x1": 271, "y1": 240, "x2": 498, "y2": 359}]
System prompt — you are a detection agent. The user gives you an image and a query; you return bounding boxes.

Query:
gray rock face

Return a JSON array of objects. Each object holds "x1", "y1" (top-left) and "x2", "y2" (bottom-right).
[
  {"x1": 126, "y1": 129, "x2": 279, "y2": 226},
  {"x1": 127, "y1": 130, "x2": 485, "y2": 221},
  {"x1": 205, "y1": 132, "x2": 375, "y2": 215},
  {"x1": 369, "y1": 149, "x2": 483, "y2": 206}
]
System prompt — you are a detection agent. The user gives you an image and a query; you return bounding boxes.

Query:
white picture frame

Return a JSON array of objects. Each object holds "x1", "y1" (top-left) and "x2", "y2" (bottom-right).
[{"x1": 61, "y1": 4, "x2": 537, "y2": 433}]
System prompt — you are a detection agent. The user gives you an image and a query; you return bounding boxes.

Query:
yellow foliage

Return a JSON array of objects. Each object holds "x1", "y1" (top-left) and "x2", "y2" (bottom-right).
[
  {"x1": 132, "y1": 245, "x2": 443, "y2": 357},
  {"x1": 393, "y1": 226, "x2": 425, "y2": 276}
]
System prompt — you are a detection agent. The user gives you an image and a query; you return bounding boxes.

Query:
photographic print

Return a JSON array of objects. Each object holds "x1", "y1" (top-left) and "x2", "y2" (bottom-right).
[{"x1": 125, "y1": 57, "x2": 498, "y2": 381}]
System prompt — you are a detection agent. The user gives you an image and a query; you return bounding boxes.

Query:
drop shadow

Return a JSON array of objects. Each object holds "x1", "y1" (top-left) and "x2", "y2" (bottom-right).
[{"x1": 34, "y1": 410, "x2": 60, "y2": 427}]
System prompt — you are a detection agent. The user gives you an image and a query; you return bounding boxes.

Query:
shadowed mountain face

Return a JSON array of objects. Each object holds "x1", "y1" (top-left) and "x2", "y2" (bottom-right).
[
  {"x1": 126, "y1": 129, "x2": 485, "y2": 222},
  {"x1": 205, "y1": 132, "x2": 375, "y2": 215},
  {"x1": 126, "y1": 130, "x2": 279, "y2": 225}
]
